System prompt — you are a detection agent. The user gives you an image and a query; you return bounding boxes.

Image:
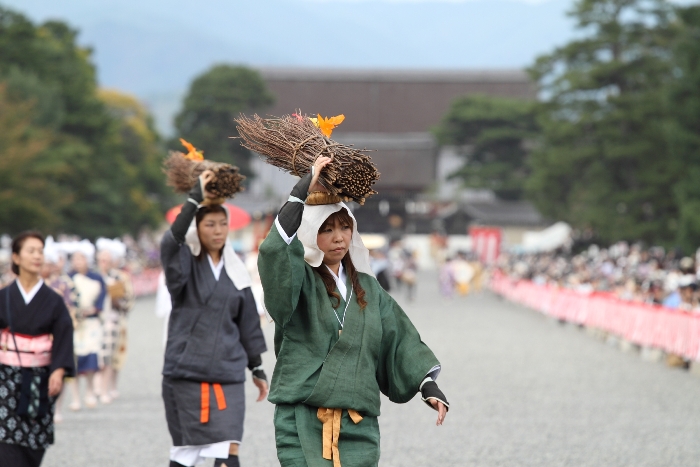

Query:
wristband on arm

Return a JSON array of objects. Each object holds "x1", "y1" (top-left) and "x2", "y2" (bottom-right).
[
  {"x1": 277, "y1": 172, "x2": 313, "y2": 237},
  {"x1": 420, "y1": 380, "x2": 449, "y2": 411},
  {"x1": 171, "y1": 182, "x2": 205, "y2": 243},
  {"x1": 248, "y1": 354, "x2": 267, "y2": 382}
]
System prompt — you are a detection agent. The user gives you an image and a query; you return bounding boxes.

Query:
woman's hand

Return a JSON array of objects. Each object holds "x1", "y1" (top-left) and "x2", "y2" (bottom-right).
[
  {"x1": 198, "y1": 170, "x2": 217, "y2": 200},
  {"x1": 48, "y1": 368, "x2": 65, "y2": 397},
  {"x1": 309, "y1": 156, "x2": 333, "y2": 193},
  {"x1": 430, "y1": 399, "x2": 448, "y2": 426},
  {"x1": 252, "y1": 377, "x2": 269, "y2": 402}
]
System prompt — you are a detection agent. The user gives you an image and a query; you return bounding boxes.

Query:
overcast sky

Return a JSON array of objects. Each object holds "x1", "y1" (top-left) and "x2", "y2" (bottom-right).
[{"x1": 5, "y1": 0, "x2": 695, "y2": 133}]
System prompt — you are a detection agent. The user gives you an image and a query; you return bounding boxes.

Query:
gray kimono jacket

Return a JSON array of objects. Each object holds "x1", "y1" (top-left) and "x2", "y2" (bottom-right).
[{"x1": 160, "y1": 226, "x2": 266, "y2": 384}]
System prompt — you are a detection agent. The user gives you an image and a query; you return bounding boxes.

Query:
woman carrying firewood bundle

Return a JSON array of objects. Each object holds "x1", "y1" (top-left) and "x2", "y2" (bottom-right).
[
  {"x1": 161, "y1": 170, "x2": 268, "y2": 467},
  {"x1": 258, "y1": 156, "x2": 449, "y2": 467}
]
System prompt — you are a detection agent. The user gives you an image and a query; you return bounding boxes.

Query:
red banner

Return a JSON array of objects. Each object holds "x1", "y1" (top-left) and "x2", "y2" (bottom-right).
[
  {"x1": 470, "y1": 227, "x2": 501, "y2": 264},
  {"x1": 489, "y1": 272, "x2": 700, "y2": 361}
]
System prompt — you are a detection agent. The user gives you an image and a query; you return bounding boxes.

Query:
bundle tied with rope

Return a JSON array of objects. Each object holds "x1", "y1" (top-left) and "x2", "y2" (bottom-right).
[
  {"x1": 163, "y1": 139, "x2": 246, "y2": 201},
  {"x1": 234, "y1": 112, "x2": 379, "y2": 205}
]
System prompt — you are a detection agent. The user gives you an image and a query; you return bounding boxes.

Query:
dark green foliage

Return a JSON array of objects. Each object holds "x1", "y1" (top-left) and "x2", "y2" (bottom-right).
[
  {"x1": 174, "y1": 65, "x2": 274, "y2": 177},
  {"x1": 527, "y1": 0, "x2": 678, "y2": 245},
  {"x1": 667, "y1": 6, "x2": 700, "y2": 252},
  {"x1": 434, "y1": 95, "x2": 538, "y2": 200},
  {"x1": 0, "y1": 6, "x2": 169, "y2": 237}
]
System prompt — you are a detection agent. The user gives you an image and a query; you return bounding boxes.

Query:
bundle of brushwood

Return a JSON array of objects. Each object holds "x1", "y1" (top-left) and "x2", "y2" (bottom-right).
[
  {"x1": 235, "y1": 113, "x2": 379, "y2": 205},
  {"x1": 163, "y1": 151, "x2": 246, "y2": 199}
]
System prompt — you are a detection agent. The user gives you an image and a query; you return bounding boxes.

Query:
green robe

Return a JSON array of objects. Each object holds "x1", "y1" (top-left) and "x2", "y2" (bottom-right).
[{"x1": 258, "y1": 223, "x2": 440, "y2": 466}]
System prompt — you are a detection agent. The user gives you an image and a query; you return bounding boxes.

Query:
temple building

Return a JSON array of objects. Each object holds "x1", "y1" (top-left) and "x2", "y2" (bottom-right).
[{"x1": 242, "y1": 67, "x2": 543, "y2": 237}]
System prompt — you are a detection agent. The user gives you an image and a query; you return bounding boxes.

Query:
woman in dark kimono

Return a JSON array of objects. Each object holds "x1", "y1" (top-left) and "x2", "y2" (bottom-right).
[
  {"x1": 0, "y1": 231, "x2": 75, "y2": 466},
  {"x1": 258, "y1": 157, "x2": 449, "y2": 467},
  {"x1": 161, "y1": 171, "x2": 268, "y2": 467}
]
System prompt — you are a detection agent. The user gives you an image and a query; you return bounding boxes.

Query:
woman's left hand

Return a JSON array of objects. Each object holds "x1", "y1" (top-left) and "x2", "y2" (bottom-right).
[
  {"x1": 253, "y1": 377, "x2": 269, "y2": 402},
  {"x1": 48, "y1": 368, "x2": 65, "y2": 397},
  {"x1": 430, "y1": 399, "x2": 448, "y2": 426}
]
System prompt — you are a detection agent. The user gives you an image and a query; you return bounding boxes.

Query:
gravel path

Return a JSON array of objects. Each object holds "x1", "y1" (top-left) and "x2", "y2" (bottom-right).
[{"x1": 43, "y1": 273, "x2": 700, "y2": 466}]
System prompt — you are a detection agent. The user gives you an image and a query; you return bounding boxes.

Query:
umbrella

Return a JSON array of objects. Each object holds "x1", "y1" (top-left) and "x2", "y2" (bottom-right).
[{"x1": 165, "y1": 204, "x2": 252, "y2": 231}]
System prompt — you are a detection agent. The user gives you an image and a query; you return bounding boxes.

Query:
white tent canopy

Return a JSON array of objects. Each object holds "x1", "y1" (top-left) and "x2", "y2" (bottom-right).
[{"x1": 522, "y1": 222, "x2": 572, "y2": 253}]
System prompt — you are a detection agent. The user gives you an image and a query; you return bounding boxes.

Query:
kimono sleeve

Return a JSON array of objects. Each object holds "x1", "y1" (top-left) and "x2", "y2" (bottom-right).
[
  {"x1": 160, "y1": 230, "x2": 193, "y2": 301},
  {"x1": 235, "y1": 287, "x2": 268, "y2": 357},
  {"x1": 257, "y1": 222, "x2": 308, "y2": 326},
  {"x1": 50, "y1": 297, "x2": 76, "y2": 377},
  {"x1": 376, "y1": 289, "x2": 440, "y2": 404}
]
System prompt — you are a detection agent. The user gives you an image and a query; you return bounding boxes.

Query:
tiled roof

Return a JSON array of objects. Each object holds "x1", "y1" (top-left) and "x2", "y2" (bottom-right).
[
  {"x1": 259, "y1": 68, "x2": 530, "y2": 83},
  {"x1": 461, "y1": 200, "x2": 545, "y2": 226}
]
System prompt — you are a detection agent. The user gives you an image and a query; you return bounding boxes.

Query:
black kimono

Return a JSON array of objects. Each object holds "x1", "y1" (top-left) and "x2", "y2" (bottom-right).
[
  {"x1": 0, "y1": 281, "x2": 75, "y2": 467},
  {"x1": 160, "y1": 195, "x2": 267, "y2": 453}
]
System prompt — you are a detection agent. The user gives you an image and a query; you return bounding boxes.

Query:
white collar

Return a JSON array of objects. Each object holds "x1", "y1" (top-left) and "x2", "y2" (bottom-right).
[
  {"x1": 207, "y1": 254, "x2": 225, "y2": 281},
  {"x1": 325, "y1": 262, "x2": 348, "y2": 300},
  {"x1": 16, "y1": 279, "x2": 44, "y2": 305}
]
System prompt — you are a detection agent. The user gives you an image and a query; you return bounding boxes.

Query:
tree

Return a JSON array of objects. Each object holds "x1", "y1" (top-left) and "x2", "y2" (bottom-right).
[
  {"x1": 0, "y1": 6, "x2": 170, "y2": 237},
  {"x1": 434, "y1": 95, "x2": 538, "y2": 200},
  {"x1": 0, "y1": 83, "x2": 61, "y2": 233},
  {"x1": 97, "y1": 89, "x2": 174, "y2": 233},
  {"x1": 667, "y1": 6, "x2": 700, "y2": 252},
  {"x1": 527, "y1": 0, "x2": 677, "y2": 245},
  {"x1": 173, "y1": 65, "x2": 274, "y2": 177}
]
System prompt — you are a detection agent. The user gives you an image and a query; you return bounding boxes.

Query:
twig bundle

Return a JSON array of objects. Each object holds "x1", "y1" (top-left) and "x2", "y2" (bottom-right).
[
  {"x1": 163, "y1": 151, "x2": 246, "y2": 199},
  {"x1": 235, "y1": 113, "x2": 379, "y2": 205}
]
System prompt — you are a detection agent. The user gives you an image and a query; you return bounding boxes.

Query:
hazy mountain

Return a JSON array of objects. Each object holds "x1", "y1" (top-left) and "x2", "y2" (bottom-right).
[{"x1": 4, "y1": 0, "x2": 578, "y2": 133}]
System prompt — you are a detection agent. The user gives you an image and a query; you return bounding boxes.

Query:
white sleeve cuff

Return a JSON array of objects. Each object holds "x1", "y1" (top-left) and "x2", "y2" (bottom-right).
[
  {"x1": 427, "y1": 365, "x2": 441, "y2": 381},
  {"x1": 274, "y1": 217, "x2": 297, "y2": 245}
]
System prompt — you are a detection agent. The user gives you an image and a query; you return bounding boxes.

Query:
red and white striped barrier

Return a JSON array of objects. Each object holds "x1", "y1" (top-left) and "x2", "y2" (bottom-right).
[
  {"x1": 489, "y1": 272, "x2": 700, "y2": 361},
  {"x1": 131, "y1": 268, "x2": 161, "y2": 297}
]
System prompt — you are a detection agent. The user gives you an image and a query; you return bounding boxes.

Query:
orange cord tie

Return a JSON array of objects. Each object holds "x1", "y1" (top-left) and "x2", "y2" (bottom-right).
[
  {"x1": 317, "y1": 407, "x2": 363, "y2": 467},
  {"x1": 200, "y1": 382, "x2": 227, "y2": 424}
]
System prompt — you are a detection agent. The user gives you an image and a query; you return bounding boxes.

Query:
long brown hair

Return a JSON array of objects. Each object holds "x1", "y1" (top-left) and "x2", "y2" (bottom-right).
[{"x1": 313, "y1": 209, "x2": 367, "y2": 310}]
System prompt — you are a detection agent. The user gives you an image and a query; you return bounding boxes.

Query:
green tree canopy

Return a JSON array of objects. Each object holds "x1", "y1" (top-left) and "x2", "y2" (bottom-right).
[
  {"x1": 434, "y1": 95, "x2": 538, "y2": 200},
  {"x1": 0, "y1": 83, "x2": 60, "y2": 231},
  {"x1": 0, "y1": 6, "x2": 169, "y2": 237},
  {"x1": 527, "y1": 0, "x2": 677, "y2": 245},
  {"x1": 173, "y1": 65, "x2": 274, "y2": 177},
  {"x1": 667, "y1": 5, "x2": 700, "y2": 252}
]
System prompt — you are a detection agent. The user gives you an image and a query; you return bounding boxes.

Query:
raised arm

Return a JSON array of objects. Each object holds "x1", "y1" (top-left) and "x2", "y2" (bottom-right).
[
  {"x1": 258, "y1": 157, "x2": 332, "y2": 325},
  {"x1": 160, "y1": 171, "x2": 215, "y2": 299}
]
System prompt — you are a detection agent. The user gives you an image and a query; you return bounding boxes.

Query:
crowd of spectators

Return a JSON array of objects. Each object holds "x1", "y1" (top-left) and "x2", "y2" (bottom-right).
[
  {"x1": 0, "y1": 231, "x2": 161, "y2": 288},
  {"x1": 497, "y1": 242, "x2": 700, "y2": 313}
]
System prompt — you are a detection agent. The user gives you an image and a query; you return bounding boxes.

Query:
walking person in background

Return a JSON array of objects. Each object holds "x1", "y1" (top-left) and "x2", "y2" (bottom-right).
[
  {"x1": 40, "y1": 243, "x2": 78, "y2": 424},
  {"x1": 452, "y1": 252, "x2": 475, "y2": 297},
  {"x1": 387, "y1": 240, "x2": 405, "y2": 293},
  {"x1": 401, "y1": 248, "x2": 418, "y2": 302},
  {"x1": 439, "y1": 256, "x2": 456, "y2": 300},
  {"x1": 258, "y1": 157, "x2": 449, "y2": 467},
  {"x1": 0, "y1": 232, "x2": 75, "y2": 466},
  {"x1": 161, "y1": 171, "x2": 268, "y2": 467},
  {"x1": 67, "y1": 247, "x2": 106, "y2": 410},
  {"x1": 96, "y1": 240, "x2": 134, "y2": 402}
]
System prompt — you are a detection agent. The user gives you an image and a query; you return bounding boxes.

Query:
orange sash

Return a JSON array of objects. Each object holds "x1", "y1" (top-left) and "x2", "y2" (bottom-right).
[
  {"x1": 200, "y1": 382, "x2": 227, "y2": 423},
  {"x1": 317, "y1": 407, "x2": 364, "y2": 467}
]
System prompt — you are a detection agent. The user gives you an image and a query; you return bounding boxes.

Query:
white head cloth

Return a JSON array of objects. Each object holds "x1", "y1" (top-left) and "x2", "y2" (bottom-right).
[
  {"x1": 96, "y1": 238, "x2": 127, "y2": 260},
  {"x1": 43, "y1": 236, "x2": 61, "y2": 264},
  {"x1": 297, "y1": 202, "x2": 375, "y2": 278},
  {"x1": 54, "y1": 239, "x2": 95, "y2": 263},
  {"x1": 184, "y1": 204, "x2": 252, "y2": 290}
]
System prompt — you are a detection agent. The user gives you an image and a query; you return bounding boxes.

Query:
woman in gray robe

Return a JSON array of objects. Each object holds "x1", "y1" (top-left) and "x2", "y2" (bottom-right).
[{"x1": 161, "y1": 171, "x2": 268, "y2": 467}]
